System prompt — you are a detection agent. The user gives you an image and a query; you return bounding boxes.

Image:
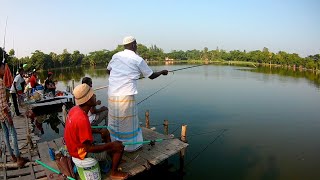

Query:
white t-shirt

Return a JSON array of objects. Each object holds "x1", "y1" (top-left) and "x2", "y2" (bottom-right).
[
  {"x1": 107, "y1": 49, "x2": 153, "y2": 96},
  {"x1": 10, "y1": 74, "x2": 25, "y2": 93},
  {"x1": 87, "y1": 110, "x2": 96, "y2": 124}
]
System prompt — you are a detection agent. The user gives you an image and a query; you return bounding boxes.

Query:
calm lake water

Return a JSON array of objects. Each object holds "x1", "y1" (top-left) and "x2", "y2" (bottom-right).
[{"x1": 38, "y1": 64, "x2": 320, "y2": 180}]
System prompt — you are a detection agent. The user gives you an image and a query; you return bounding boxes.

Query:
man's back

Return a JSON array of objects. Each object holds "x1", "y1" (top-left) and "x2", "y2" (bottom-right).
[
  {"x1": 64, "y1": 106, "x2": 93, "y2": 159},
  {"x1": 107, "y1": 49, "x2": 153, "y2": 96},
  {"x1": 29, "y1": 75, "x2": 37, "y2": 88}
]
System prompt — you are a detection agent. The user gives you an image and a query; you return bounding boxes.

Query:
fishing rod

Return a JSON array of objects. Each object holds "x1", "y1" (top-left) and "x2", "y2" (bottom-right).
[
  {"x1": 35, "y1": 160, "x2": 76, "y2": 180},
  {"x1": 92, "y1": 125, "x2": 227, "y2": 146},
  {"x1": 94, "y1": 85, "x2": 108, "y2": 91},
  {"x1": 137, "y1": 80, "x2": 175, "y2": 105},
  {"x1": 168, "y1": 64, "x2": 205, "y2": 73},
  {"x1": 2, "y1": 17, "x2": 8, "y2": 63}
]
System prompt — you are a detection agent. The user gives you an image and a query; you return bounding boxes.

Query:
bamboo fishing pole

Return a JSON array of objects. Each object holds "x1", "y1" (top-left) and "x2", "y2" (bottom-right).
[
  {"x1": 91, "y1": 126, "x2": 174, "y2": 146},
  {"x1": 168, "y1": 64, "x2": 205, "y2": 72},
  {"x1": 94, "y1": 85, "x2": 108, "y2": 91},
  {"x1": 2, "y1": 17, "x2": 8, "y2": 63}
]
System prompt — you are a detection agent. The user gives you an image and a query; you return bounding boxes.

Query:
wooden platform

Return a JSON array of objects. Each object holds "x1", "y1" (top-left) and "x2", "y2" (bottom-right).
[
  {"x1": 0, "y1": 108, "x2": 46, "y2": 180},
  {"x1": 38, "y1": 127, "x2": 188, "y2": 179},
  {"x1": 0, "y1": 104, "x2": 188, "y2": 179}
]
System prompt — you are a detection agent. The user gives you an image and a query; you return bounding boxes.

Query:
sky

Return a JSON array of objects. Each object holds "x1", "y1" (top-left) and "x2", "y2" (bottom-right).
[{"x1": 0, "y1": 0, "x2": 319, "y2": 58}]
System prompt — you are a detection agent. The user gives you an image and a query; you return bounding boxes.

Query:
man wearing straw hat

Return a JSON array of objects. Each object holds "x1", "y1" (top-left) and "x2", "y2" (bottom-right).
[
  {"x1": 64, "y1": 84, "x2": 128, "y2": 179},
  {"x1": 107, "y1": 36, "x2": 168, "y2": 152}
]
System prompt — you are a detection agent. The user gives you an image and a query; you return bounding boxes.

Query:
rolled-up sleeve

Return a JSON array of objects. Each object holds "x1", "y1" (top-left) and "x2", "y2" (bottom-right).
[{"x1": 138, "y1": 59, "x2": 153, "y2": 78}]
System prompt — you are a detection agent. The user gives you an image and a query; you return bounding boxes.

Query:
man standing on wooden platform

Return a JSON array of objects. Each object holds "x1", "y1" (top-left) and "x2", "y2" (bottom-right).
[
  {"x1": 10, "y1": 67, "x2": 25, "y2": 116},
  {"x1": 64, "y1": 84, "x2": 128, "y2": 179},
  {"x1": 107, "y1": 36, "x2": 168, "y2": 152},
  {"x1": 0, "y1": 53, "x2": 28, "y2": 167}
]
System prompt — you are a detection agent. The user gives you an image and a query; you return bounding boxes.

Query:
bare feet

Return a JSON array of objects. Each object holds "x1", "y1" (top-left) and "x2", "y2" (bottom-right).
[{"x1": 110, "y1": 171, "x2": 129, "y2": 180}]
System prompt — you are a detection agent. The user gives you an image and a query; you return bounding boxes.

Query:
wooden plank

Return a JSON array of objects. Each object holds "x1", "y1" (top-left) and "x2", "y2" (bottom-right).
[
  {"x1": 6, "y1": 167, "x2": 30, "y2": 177},
  {"x1": 33, "y1": 165, "x2": 45, "y2": 172},
  {"x1": 7, "y1": 174, "x2": 32, "y2": 180},
  {"x1": 1, "y1": 142, "x2": 7, "y2": 180},
  {"x1": 35, "y1": 171, "x2": 46, "y2": 179}
]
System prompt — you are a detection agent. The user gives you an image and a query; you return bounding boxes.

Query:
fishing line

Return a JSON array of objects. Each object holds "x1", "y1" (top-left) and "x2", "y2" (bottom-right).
[
  {"x1": 137, "y1": 80, "x2": 176, "y2": 105},
  {"x1": 184, "y1": 129, "x2": 227, "y2": 167},
  {"x1": 168, "y1": 64, "x2": 206, "y2": 73},
  {"x1": 149, "y1": 123, "x2": 178, "y2": 127},
  {"x1": 187, "y1": 129, "x2": 227, "y2": 139}
]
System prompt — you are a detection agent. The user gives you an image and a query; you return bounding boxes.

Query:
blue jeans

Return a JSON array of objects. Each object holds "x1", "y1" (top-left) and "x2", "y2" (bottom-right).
[{"x1": 1, "y1": 121, "x2": 20, "y2": 157}]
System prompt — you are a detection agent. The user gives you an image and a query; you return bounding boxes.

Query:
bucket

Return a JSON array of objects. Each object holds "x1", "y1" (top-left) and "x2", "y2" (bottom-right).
[
  {"x1": 72, "y1": 157, "x2": 101, "y2": 180},
  {"x1": 35, "y1": 85, "x2": 44, "y2": 90},
  {"x1": 35, "y1": 85, "x2": 44, "y2": 95}
]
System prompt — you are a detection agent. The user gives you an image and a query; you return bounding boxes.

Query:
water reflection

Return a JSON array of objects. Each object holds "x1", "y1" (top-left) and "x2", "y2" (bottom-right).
[
  {"x1": 32, "y1": 63, "x2": 320, "y2": 179},
  {"x1": 35, "y1": 64, "x2": 320, "y2": 90},
  {"x1": 241, "y1": 65, "x2": 320, "y2": 89},
  {"x1": 32, "y1": 112, "x2": 63, "y2": 135}
]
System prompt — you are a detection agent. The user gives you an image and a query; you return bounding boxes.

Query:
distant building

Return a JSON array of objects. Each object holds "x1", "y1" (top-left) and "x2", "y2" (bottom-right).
[{"x1": 165, "y1": 57, "x2": 174, "y2": 61}]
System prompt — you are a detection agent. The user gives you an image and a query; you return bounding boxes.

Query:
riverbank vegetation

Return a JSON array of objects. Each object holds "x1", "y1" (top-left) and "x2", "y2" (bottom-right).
[{"x1": 4, "y1": 45, "x2": 320, "y2": 72}]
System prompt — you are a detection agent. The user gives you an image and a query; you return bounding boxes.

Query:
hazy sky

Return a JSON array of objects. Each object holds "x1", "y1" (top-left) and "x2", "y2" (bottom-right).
[{"x1": 1, "y1": 0, "x2": 319, "y2": 58}]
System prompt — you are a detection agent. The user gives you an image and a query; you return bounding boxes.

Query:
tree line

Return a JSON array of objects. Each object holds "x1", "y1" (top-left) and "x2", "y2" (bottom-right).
[{"x1": 4, "y1": 45, "x2": 320, "y2": 72}]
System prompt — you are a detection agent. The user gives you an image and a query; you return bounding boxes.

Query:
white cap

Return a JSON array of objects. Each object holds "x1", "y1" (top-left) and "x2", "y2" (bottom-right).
[{"x1": 122, "y1": 36, "x2": 136, "y2": 45}]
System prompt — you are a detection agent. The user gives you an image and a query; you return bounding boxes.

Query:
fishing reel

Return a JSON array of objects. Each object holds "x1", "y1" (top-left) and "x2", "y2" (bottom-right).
[{"x1": 148, "y1": 140, "x2": 156, "y2": 147}]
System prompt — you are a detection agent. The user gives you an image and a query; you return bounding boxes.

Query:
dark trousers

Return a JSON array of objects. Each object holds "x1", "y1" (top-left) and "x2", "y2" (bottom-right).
[{"x1": 11, "y1": 93, "x2": 20, "y2": 115}]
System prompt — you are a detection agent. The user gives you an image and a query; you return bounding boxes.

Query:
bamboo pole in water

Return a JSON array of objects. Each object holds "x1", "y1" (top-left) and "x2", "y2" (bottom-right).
[
  {"x1": 145, "y1": 110, "x2": 150, "y2": 128},
  {"x1": 179, "y1": 124, "x2": 188, "y2": 173},
  {"x1": 163, "y1": 119, "x2": 169, "y2": 135},
  {"x1": 180, "y1": 125, "x2": 187, "y2": 143}
]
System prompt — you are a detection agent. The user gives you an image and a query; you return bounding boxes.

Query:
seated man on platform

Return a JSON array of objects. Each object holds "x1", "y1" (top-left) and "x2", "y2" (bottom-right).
[
  {"x1": 44, "y1": 72, "x2": 56, "y2": 96},
  {"x1": 64, "y1": 84, "x2": 128, "y2": 179},
  {"x1": 82, "y1": 77, "x2": 108, "y2": 126}
]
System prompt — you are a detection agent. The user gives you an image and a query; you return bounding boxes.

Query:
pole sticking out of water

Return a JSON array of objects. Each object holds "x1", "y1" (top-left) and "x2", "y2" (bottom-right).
[
  {"x1": 163, "y1": 120, "x2": 169, "y2": 135},
  {"x1": 145, "y1": 110, "x2": 150, "y2": 128},
  {"x1": 179, "y1": 124, "x2": 188, "y2": 173}
]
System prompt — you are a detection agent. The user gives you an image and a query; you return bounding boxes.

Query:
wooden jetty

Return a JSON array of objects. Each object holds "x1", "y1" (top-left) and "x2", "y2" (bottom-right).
[
  {"x1": 0, "y1": 107, "x2": 188, "y2": 179},
  {"x1": 0, "y1": 108, "x2": 46, "y2": 180},
  {"x1": 38, "y1": 127, "x2": 188, "y2": 179}
]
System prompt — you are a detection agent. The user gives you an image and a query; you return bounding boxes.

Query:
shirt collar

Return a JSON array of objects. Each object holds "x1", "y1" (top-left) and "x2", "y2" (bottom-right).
[{"x1": 124, "y1": 49, "x2": 136, "y2": 54}]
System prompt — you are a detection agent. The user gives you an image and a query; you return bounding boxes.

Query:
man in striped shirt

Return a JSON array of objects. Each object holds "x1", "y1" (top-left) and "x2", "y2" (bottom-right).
[{"x1": 0, "y1": 50, "x2": 28, "y2": 167}]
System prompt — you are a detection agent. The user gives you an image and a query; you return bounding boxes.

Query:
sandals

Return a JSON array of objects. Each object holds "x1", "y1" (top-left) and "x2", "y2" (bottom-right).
[{"x1": 17, "y1": 157, "x2": 29, "y2": 167}]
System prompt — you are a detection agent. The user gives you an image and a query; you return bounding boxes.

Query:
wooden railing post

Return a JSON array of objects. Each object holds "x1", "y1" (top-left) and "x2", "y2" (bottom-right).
[
  {"x1": 145, "y1": 110, "x2": 150, "y2": 128},
  {"x1": 180, "y1": 125, "x2": 187, "y2": 143},
  {"x1": 163, "y1": 120, "x2": 169, "y2": 135},
  {"x1": 179, "y1": 124, "x2": 188, "y2": 174}
]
